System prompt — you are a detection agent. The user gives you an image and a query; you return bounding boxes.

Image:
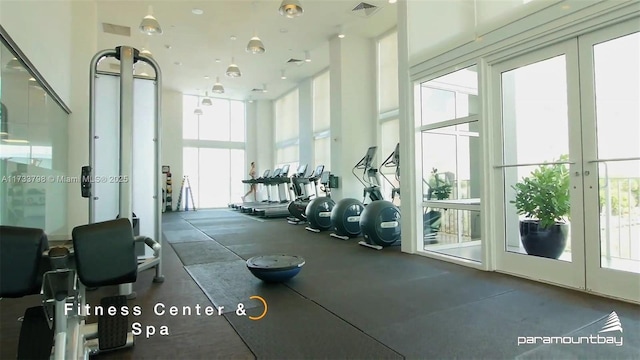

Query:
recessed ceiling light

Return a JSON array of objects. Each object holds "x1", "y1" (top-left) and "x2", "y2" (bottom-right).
[
  {"x1": 561, "y1": 4, "x2": 570, "y2": 10},
  {"x1": 204, "y1": 76, "x2": 209, "y2": 79},
  {"x1": 192, "y1": 8, "x2": 204, "y2": 15},
  {"x1": 230, "y1": 35, "x2": 237, "y2": 41},
  {"x1": 388, "y1": 0, "x2": 397, "y2": 3},
  {"x1": 165, "y1": 44, "x2": 172, "y2": 49},
  {"x1": 215, "y1": 58, "x2": 221, "y2": 63}
]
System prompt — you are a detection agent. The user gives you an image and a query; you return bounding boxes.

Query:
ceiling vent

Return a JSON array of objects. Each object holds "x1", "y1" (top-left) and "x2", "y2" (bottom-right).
[
  {"x1": 102, "y1": 23, "x2": 131, "y2": 37},
  {"x1": 287, "y1": 58, "x2": 304, "y2": 64},
  {"x1": 351, "y1": 2, "x2": 379, "y2": 18}
]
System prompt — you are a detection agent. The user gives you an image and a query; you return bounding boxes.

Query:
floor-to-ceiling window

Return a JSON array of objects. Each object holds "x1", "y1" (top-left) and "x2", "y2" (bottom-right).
[
  {"x1": 377, "y1": 30, "x2": 400, "y2": 201},
  {"x1": 182, "y1": 94, "x2": 245, "y2": 208},
  {"x1": 312, "y1": 70, "x2": 330, "y2": 173},
  {"x1": 274, "y1": 89, "x2": 299, "y2": 172},
  {"x1": 417, "y1": 66, "x2": 481, "y2": 263}
]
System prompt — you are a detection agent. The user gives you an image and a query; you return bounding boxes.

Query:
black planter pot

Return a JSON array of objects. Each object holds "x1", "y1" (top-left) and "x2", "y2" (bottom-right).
[{"x1": 519, "y1": 220, "x2": 569, "y2": 259}]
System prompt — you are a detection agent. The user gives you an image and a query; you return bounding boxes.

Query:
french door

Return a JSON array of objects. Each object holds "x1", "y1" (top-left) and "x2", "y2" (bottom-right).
[{"x1": 493, "y1": 19, "x2": 639, "y2": 303}]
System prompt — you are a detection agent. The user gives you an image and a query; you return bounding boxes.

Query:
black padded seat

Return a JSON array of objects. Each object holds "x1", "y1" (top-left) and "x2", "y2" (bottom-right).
[
  {"x1": 0, "y1": 225, "x2": 49, "y2": 298},
  {"x1": 72, "y1": 218, "x2": 138, "y2": 288}
]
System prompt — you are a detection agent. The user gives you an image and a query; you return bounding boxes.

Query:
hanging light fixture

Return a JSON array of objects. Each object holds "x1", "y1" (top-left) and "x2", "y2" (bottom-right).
[
  {"x1": 212, "y1": 77, "x2": 225, "y2": 94},
  {"x1": 226, "y1": 58, "x2": 242, "y2": 77},
  {"x1": 280, "y1": 70, "x2": 287, "y2": 80},
  {"x1": 246, "y1": 36, "x2": 265, "y2": 54},
  {"x1": 139, "y1": 5, "x2": 163, "y2": 35},
  {"x1": 246, "y1": 2, "x2": 266, "y2": 54},
  {"x1": 226, "y1": 36, "x2": 242, "y2": 77},
  {"x1": 194, "y1": 108, "x2": 203, "y2": 115},
  {"x1": 304, "y1": 50, "x2": 311, "y2": 62},
  {"x1": 279, "y1": 0, "x2": 303, "y2": 18},
  {"x1": 201, "y1": 92, "x2": 213, "y2": 106},
  {"x1": 261, "y1": 83, "x2": 268, "y2": 93},
  {"x1": 337, "y1": 25, "x2": 346, "y2": 39}
]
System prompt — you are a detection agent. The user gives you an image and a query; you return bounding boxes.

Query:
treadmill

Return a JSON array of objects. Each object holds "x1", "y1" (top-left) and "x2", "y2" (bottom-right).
[
  {"x1": 240, "y1": 168, "x2": 282, "y2": 213},
  {"x1": 229, "y1": 169, "x2": 271, "y2": 209},
  {"x1": 252, "y1": 165, "x2": 294, "y2": 217}
]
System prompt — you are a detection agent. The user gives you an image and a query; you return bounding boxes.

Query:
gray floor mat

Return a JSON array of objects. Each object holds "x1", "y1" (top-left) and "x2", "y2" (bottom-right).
[
  {"x1": 171, "y1": 240, "x2": 239, "y2": 266},
  {"x1": 223, "y1": 287, "x2": 403, "y2": 360},
  {"x1": 163, "y1": 229, "x2": 211, "y2": 243}
]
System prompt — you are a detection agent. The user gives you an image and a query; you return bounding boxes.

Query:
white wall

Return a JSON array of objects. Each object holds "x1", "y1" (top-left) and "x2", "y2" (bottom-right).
[
  {"x1": 254, "y1": 100, "x2": 273, "y2": 200},
  {"x1": 161, "y1": 89, "x2": 183, "y2": 211},
  {"x1": 406, "y1": 0, "x2": 558, "y2": 64},
  {"x1": 0, "y1": 0, "x2": 73, "y2": 106},
  {"x1": 66, "y1": 0, "x2": 97, "y2": 231}
]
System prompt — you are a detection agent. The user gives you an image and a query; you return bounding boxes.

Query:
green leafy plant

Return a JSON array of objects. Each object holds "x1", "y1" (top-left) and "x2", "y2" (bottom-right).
[
  {"x1": 427, "y1": 168, "x2": 452, "y2": 201},
  {"x1": 511, "y1": 155, "x2": 570, "y2": 229}
]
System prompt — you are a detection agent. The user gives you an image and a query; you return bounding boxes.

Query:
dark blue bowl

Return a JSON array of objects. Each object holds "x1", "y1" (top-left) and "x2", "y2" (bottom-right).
[{"x1": 246, "y1": 255, "x2": 305, "y2": 283}]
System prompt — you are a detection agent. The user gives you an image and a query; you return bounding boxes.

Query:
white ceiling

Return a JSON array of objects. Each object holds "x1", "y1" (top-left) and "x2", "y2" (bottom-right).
[{"x1": 95, "y1": 0, "x2": 397, "y2": 101}]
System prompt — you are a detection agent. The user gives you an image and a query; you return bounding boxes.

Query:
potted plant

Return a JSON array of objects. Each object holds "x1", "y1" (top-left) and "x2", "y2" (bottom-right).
[
  {"x1": 511, "y1": 155, "x2": 570, "y2": 259},
  {"x1": 424, "y1": 168, "x2": 453, "y2": 243}
]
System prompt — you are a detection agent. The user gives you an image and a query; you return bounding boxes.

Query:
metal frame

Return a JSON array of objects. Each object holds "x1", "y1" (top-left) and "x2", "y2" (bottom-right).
[{"x1": 88, "y1": 47, "x2": 164, "y2": 293}]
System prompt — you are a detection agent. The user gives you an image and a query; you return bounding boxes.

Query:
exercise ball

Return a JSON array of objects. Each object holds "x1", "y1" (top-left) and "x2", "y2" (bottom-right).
[{"x1": 246, "y1": 255, "x2": 305, "y2": 283}]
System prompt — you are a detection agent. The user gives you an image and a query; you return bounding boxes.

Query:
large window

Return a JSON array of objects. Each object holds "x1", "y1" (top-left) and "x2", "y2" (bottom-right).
[
  {"x1": 417, "y1": 65, "x2": 481, "y2": 262},
  {"x1": 183, "y1": 95, "x2": 245, "y2": 141},
  {"x1": 378, "y1": 31, "x2": 399, "y2": 114},
  {"x1": 312, "y1": 70, "x2": 330, "y2": 170},
  {"x1": 274, "y1": 89, "x2": 299, "y2": 170},
  {"x1": 182, "y1": 95, "x2": 246, "y2": 208}
]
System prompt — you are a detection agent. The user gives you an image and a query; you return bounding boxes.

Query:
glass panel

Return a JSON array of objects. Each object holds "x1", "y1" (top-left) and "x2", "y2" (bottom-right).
[
  {"x1": 275, "y1": 90, "x2": 299, "y2": 142},
  {"x1": 593, "y1": 32, "x2": 640, "y2": 273},
  {"x1": 201, "y1": 98, "x2": 230, "y2": 141},
  {"x1": 421, "y1": 124, "x2": 481, "y2": 205},
  {"x1": 313, "y1": 70, "x2": 330, "y2": 132},
  {"x1": 182, "y1": 147, "x2": 199, "y2": 210},
  {"x1": 199, "y1": 148, "x2": 230, "y2": 208},
  {"x1": 230, "y1": 149, "x2": 245, "y2": 203},
  {"x1": 423, "y1": 207, "x2": 481, "y2": 262},
  {"x1": 420, "y1": 66, "x2": 478, "y2": 126},
  {"x1": 182, "y1": 95, "x2": 199, "y2": 139},
  {"x1": 313, "y1": 135, "x2": 331, "y2": 170},
  {"x1": 0, "y1": 42, "x2": 68, "y2": 236},
  {"x1": 381, "y1": 119, "x2": 399, "y2": 200},
  {"x1": 230, "y1": 100, "x2": 245, "y2": 142},
  {"x1": 378, "y1": 31, "x2": 399, "y2": 113},
  {"x1": 501, "y1": 55, "x2": 572, "y2": 261}
]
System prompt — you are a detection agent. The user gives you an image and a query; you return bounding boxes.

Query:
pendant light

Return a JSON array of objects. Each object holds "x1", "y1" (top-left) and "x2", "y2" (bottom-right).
[
  {"x1": 139, "y1": 5, "x2": 163, "y2": 35},
  {"x1": 194, "y1": 108, "x2": 203, "y2": 115},
  {"x1": 212, "y1": 77, "x2": 225, "y2": 94},
  {"x1": 279, "y1": 0, "x2": 303, "y2": 18},
  {"x1": 246, "y1": 2, "x2": 266, "y2": 54},
  {"x1": 201, "y1": 92, "x2": 213, "y2": 106},
  {"x1": 226, "y1": 36, "x2": 242, "y2": 77}
]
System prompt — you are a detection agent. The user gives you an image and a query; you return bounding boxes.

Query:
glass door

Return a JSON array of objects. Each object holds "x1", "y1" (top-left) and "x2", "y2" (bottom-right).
[
  {"x1": 579, "y1": 20, "x2": 639, "y2": 302},
  {"x1": 493, "y1": 19, "x2": 640, "y2": 303},
  {"x1": 493, "y1": 39, "x2": 586, "y2": 289}
]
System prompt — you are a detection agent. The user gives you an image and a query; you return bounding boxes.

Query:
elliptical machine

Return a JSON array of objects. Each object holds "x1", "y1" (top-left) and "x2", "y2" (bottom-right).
[
  {"x1": 305, "y1": 171, "x2": 335, "y2": 232},
  {"x1": 288, "y1": 165, "x2": 324, "y2": 225},
  {"x1": 329, "y1": 147, "x2": 381, "y2": 240},
  {"x1": 359, "y1": 143, "x2": 402, "y2": 250}
]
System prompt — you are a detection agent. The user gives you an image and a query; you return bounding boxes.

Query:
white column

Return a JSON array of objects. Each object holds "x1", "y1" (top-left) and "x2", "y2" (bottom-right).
[
  {"x1": 329, "y1": 34, "x2": 376, "y2": 200},
  {"x1": 398, "y1": 0, "x2": 417, "y2": 254}
]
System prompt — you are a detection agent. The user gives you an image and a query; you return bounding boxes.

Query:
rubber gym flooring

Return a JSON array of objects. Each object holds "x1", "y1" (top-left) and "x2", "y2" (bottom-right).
[{"x1": 1, "y1": 208, "x2": 638, "y2": 359}]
